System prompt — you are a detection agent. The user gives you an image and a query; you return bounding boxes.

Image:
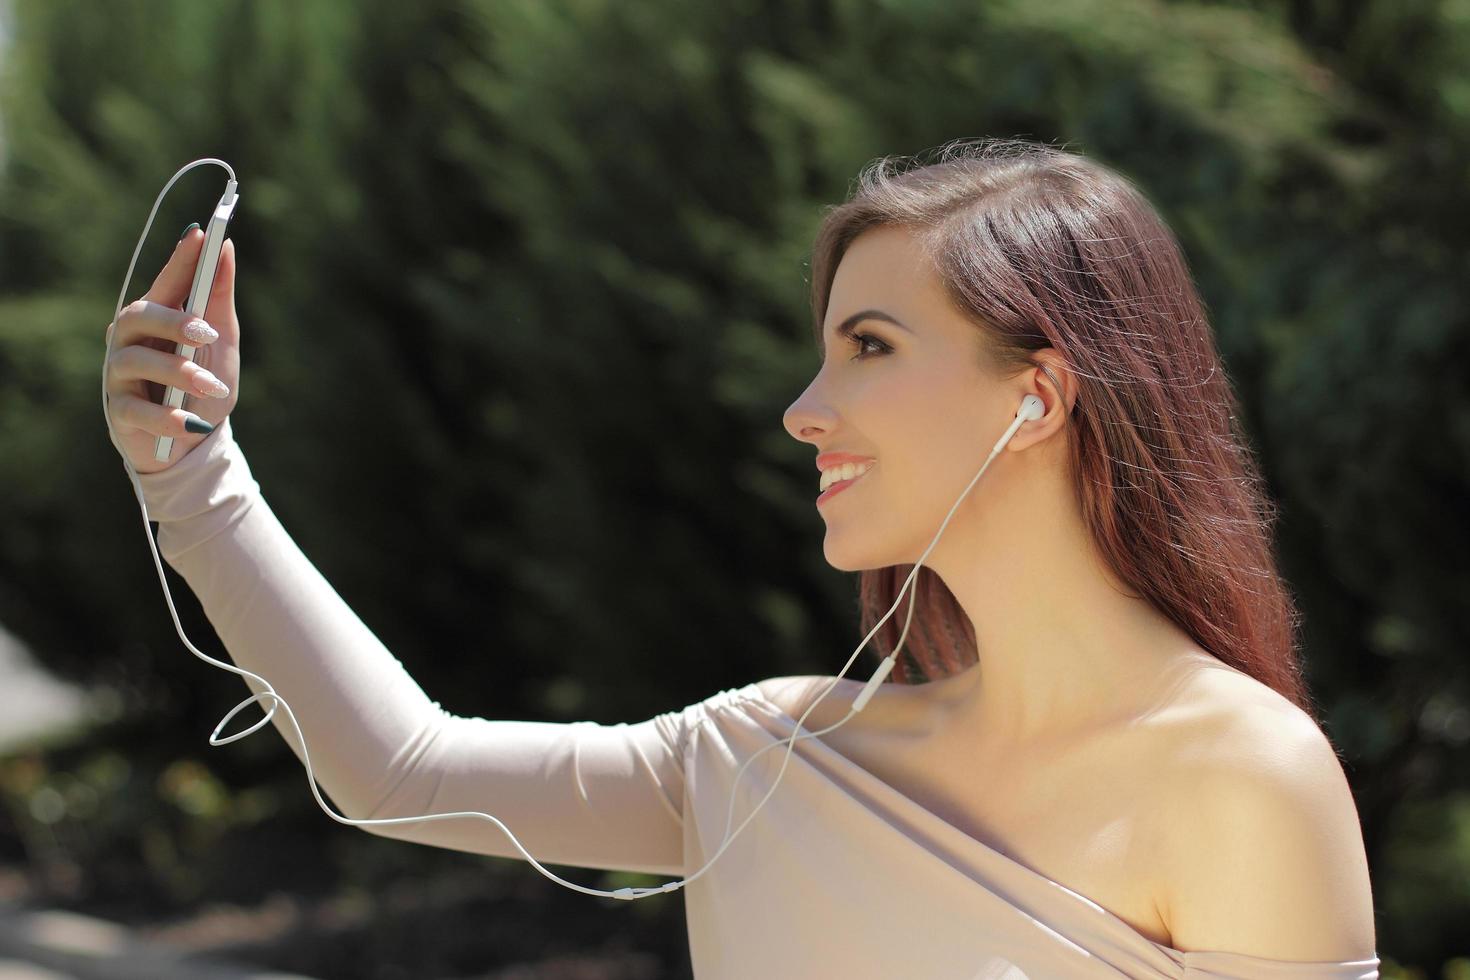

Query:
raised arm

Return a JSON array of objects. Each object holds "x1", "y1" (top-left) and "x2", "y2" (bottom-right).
[{"x1": 133, "y1": 418, "x2": 695, "y2": 876}]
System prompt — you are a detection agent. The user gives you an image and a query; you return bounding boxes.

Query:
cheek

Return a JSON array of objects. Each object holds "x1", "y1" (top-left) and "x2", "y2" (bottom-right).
[
  {"x1": 851, "y1": 367, "x2": 948, "y2": 431},
  {"x1": 883, "y1": 395, "x2": 994, "y2": 507},
  {"x1": 840, "y1": 359, "x2": 995, "y2": 491},
  {"x1": 874, "y1": 365, "x2": 982, "y2": 442}
]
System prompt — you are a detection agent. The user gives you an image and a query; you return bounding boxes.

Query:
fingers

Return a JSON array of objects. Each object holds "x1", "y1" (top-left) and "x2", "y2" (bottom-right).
[
  {"x1": 108, "y1": 391, "x2": 215, "y2": 439},
  {"x1": 106, "y1": 344, "x2": 231, "y2": 401},
  {"x1": 108, "y1": 299, "x2": 219, "y2": 352}
]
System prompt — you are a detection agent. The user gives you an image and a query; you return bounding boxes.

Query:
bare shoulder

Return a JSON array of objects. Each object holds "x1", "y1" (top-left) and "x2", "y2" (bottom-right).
[
  {"x1": 1155, "y1": 665, "x2": 1354, "y2": 782},
  {"x1": 1149, "y1": 668, "x2": 1377, "y2": 960}
]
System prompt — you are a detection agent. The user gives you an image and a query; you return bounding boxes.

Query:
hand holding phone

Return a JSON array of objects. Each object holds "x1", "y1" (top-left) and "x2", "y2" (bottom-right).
[{"x1": 103, "y1": 187, "x2": 241, "y2": 474}]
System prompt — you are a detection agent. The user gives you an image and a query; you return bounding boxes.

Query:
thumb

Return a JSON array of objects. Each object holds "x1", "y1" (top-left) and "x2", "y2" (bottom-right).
[{"x1": 142, "y1": 225, "x2": 207, "y2": 310}]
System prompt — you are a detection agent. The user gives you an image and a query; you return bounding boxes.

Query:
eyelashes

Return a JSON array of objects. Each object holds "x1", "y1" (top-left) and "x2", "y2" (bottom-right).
[{"x1": 849, "y1": 331, "x2": 892, "y2": 360}]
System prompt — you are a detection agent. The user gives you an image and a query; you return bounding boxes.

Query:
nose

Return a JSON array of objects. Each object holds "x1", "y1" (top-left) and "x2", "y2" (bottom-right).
[{"x1": 783, "y1": 383, "x2": 832, "y2": 446}]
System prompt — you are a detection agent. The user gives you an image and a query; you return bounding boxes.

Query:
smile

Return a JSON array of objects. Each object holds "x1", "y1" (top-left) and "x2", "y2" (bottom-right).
[{"x1": 816, "y1": 464, "x2": 874, "y2": 506}]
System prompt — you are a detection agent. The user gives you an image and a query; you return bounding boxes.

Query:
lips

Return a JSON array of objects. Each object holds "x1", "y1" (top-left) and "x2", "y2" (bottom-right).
[{"x1": 815, "y1": 452, "x2": 878, "y2": 472}]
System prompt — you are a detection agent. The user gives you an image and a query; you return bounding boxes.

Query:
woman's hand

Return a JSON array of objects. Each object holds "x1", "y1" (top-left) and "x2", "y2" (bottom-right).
[{"x1": 104, "y1": 228, "x2": 240, "y2": 474}]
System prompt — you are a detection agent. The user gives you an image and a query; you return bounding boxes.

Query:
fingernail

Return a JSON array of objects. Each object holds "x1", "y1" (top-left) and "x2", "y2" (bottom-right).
[
  {"x1": 184, "y1": 414, "x2": 215, "y2": 434},
  {"x1": 182, "y1": 319, "x2": 218, "y2": 344},
  {"x1": 194, "y1": 370, "x2": 230, "y2": 398},
  {"x1": 178, "y1": 222, "x2": 200, "y2": 243}
]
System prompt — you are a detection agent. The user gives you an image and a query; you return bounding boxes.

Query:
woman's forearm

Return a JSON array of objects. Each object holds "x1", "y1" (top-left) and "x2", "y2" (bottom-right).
[
  {"x1": 133, "y1": 417, "x2": 446, "y2": 820},
  {"x1": 128, "y1": 418, "x2": 691, "y2": 875}
]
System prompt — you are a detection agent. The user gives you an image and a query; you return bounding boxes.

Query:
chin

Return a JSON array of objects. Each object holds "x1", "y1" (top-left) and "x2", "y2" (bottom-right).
[{"x1": 821, "y1": 529, "x2": 900, "y2": 573}]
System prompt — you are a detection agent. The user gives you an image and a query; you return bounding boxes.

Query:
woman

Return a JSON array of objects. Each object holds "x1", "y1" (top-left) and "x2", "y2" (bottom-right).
[{"x1": 104, "y1": 137, "x2": 1380, "y2": 977}]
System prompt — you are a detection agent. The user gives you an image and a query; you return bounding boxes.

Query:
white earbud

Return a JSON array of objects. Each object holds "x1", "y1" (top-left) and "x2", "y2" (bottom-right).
[{"x1": 1018, "y1": 393, "x2": 1044, "y2": 421}]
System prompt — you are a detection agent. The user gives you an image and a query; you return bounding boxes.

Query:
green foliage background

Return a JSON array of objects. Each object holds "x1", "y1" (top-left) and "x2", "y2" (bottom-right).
[{"x1": 0, "y1": 0, "x2": 1465, "y2": 976}]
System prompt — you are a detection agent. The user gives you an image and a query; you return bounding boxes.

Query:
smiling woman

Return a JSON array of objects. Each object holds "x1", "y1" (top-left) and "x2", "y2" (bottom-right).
[
  {"x1": 121, "y1": 135, "x2": 1377, "y2": 979},
  {"x1": 777, "y1": 136, "x2": 1378, "y2": 969},
  {"x1": 794, "y1": 138, "x2": 1310, "y2": 712}
]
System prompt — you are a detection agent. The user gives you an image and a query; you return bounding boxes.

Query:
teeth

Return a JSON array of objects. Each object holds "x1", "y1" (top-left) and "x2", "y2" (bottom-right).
[{"x1": 819, "y1": 461, "x2": 873, "y2": 492}]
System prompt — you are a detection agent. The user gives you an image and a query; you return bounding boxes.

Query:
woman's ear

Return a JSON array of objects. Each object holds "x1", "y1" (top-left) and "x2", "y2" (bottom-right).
[{"x1": 1006, "y1": 353, "x2": 1075, "y2": 452}]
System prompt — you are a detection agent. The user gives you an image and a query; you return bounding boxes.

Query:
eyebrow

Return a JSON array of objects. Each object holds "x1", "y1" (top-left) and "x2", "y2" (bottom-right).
[{"x1": 818, "y1": 309, "x2": 913, "y2": 358}]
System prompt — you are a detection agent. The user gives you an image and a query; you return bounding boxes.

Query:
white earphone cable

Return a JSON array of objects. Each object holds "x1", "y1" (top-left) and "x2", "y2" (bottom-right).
[{"x1": 107, "y1": 158, "x2": 1043, "y2": 901}]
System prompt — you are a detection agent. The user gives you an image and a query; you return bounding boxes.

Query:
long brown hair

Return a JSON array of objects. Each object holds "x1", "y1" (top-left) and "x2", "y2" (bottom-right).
[{"x1": 808, "y1": 137, "x2": 1316, "y2": 721}]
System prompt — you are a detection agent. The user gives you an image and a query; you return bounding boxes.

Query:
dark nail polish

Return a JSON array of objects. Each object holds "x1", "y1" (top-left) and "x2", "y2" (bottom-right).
[
  {"x1": 179, "y1": 221, "x2": 200, "y2": 242},
  {"x1": 184, "y1": 415, "x2": 215, "y2": 434}
]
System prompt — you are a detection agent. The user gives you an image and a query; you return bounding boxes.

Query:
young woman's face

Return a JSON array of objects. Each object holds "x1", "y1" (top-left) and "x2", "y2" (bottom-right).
[{"x1": 783, "y1": 225, "x2": 1022, "y2": 573}]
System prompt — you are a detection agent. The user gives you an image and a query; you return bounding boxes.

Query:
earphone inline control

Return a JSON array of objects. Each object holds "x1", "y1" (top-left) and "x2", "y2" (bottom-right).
[{"x1": 104, "y1": 159, "x2": 1046, "y2": 901}]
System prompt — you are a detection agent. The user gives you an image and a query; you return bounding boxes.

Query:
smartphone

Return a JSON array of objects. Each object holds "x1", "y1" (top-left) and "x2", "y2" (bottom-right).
[{"x1": 154, "y1": 181, "x2": 240, "y2": 462}]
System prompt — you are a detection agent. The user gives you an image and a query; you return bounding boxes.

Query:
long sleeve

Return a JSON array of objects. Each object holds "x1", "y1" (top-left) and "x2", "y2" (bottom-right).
[{"x1": 131, "y1": 417, "x2": 699, "y2": 876}]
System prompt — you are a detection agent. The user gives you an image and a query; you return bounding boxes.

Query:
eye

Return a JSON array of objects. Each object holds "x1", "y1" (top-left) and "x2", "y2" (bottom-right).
[{"x1": 849, "y1": 331, "x2": 892, "y2": 360}]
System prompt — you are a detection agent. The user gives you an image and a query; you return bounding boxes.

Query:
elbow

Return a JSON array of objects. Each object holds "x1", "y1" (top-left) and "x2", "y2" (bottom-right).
[{"x1": 340, "y1": 714, "x2": 454, "y2": 839}]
